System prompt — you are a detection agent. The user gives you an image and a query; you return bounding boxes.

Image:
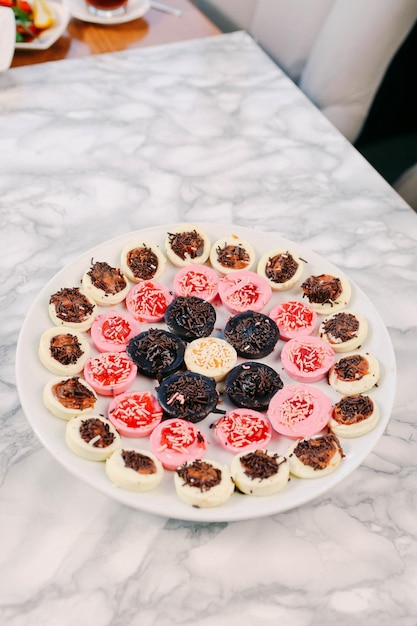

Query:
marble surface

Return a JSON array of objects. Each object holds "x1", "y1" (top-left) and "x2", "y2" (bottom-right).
[{"x1": 1, "y1": 31, "x2": 417, "y2": 625}]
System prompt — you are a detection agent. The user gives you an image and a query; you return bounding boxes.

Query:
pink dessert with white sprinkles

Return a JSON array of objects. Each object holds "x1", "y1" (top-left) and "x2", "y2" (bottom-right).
[
  {"x1": 173, "y1": 264, "x2": 220, "y2": 302},
  {"x1": 218, "y1": 270, "x2": 272, "y2": 313},
  {"x1": 108, "y1": 390, "x2": 163, "y2": 437},
  {"x1": 91, "y1": 310, "x2": 141, "y2": 352},
  {"x1": 125, "y1": 280, "x2": 173, "y2": 322},
  {"x1": 214, "y1": 408, "x2": 272, "y2": 454},
  {"x1": 83, "y1": 351, "x2": 137, "y2": 396},
  {"x1": 280, "y1": 335, "x2": 335, "y2": 383},
  {"x1": 268, "y1": 384, "x2": 332, "y2": 438},
  {"x1": 149, "y1": 418, "x2": 207, "y2": 470},
  {"x1": 269, "y1": 300, "x2": 317, "y2": 341}
]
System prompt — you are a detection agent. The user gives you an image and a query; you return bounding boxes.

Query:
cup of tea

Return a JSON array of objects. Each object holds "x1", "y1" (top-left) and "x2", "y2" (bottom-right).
[
  {"x1": 85, "y1": 0, "x2": 128, "y2": 18},
  {"x1": 0, "y1": 6, "x2": 15, "y2": 72}
]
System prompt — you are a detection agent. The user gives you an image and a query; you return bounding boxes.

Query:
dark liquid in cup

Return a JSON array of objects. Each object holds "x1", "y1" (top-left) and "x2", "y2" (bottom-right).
[{"x1": 86, "y1": 0, "x2": 127, "y2": 12}]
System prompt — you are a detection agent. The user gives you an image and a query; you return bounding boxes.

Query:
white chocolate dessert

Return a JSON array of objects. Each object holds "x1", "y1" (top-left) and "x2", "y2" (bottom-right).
[
  {"x1": 184, "y1": 337, "x2": 237, "y2": 381},
  {"x1": 257, "y1": 248, "x2": 304, "y2": 291},
  {"x1": 328, "y1": 352, "x2": 380, "y2": 394},
  {"x1": 106, "y1": 448, "x2": 164, "y2": 491},
  {"x1": 301, "y1": 273, "x2": 351, "y2": 316},
  {"x1": 81, "y1": 260, "x2": 130, "y2": 306},
  {"x1": 165, "y1": 224, "x2": 211, "y2": 267},
  {"x1": 39, "y1": 326, "x2": 90, "y2": 376},
  {"x1": 43, "y1": 376, "x2": 97, "y2": 420},
  {"x1": 65, "y1": 414, "x2": 121, "y2": 461},
  {"x1": 329, "y1": 393, "x2": 379, "y2": 437},
  {"x1": 121, "y1": 241, "x2": 166, "y2": 282},
  {"x1": 231, "y1": 449, "x2": 289, "y2": 496},
  {"x1": 174, "y1": 458, "x2": 235, "y2": 508},
  {"x1": 319, "y1": 310, "x2": 368, "y2": 352},
  {"x1": 287, "y1": 433, "x2": 344, "y2": 478},
  {"x1": 210, "y1": 235, "x2": 256, "y2": 274},
  {"x1": 49, "y1": 286, "x2": 97, "y2": 331}
]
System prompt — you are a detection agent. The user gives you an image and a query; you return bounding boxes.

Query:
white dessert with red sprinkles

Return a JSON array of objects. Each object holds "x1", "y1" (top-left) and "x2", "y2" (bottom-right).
[
  {"x1": 268, "y1": 384, "x2": 332, "y2": 439},
  {"x1": 107, "y1": 390, "x2": 163, "y2": 438},
  {"x1": 149, "y1": 418, "x2": 207, "y2": 470},
  {"x1": 83, "y1": 351, "x2": 137, "y2": 396},
  {"x1": 90, "y1": 310, "x2": 141, "y2": 353},
  {"x1": 281, "y1": 335, "x2": 335, "y2": 383}
]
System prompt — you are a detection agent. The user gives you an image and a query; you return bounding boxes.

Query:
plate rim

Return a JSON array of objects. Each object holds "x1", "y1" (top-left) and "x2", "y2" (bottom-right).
[
  {"x1": 15, "y1": 222, "x2": 397, "y2": 522},
  {"x1": 14, "y1": 0, "x2": 70, "y2": 51}
]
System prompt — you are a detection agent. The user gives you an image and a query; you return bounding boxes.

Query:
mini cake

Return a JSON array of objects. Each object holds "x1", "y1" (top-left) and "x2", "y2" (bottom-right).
[
  {"x1": 319, "y1": 310, "x2": 368, "y2": 353},
  {"x1": 225, "y1": 362, "x2": 284, "y2": 411},
  {"x1": 287, "y1": 433, "x2": 344, "y2": 478},
  {"x1": 267, "y1": 384, "x2": 332, "y2": 439},
  {"x1": 127, "y1": 328, "x2": 185, "y2": 380},
  {"x1": 65, "y1": 414, "x2": 121, "y2": 461},
  {"x1": 165, "y1": 223, "x2": 210, "y2": 267},
  {"x1": 149, "y1": 418, "x2": 207, "y2": 470},
  {"x1": 257, "y1": 248, "x2": 304, "y2": 291},
  {"x1": 43, "y1": 375, "x2": 97, "y2": 420},
  {"x1": 157, "y1": 371, "x2": 219, "y2": 423},
  {"x1": 83, "y1": 351, "x2": 137, "y2": 396},
  {"x1": 106, "y1": 448, "x2": 164, "y2": 492},
  {"x1": 209, "y1": 235, "x2": 256, "y2": 274},
  {"x1": 231, "y1": 449, "x2": 289, "y2": 496},
  {"x1": 81, "y1": 260, "x2": 130, "y2": 306},
  {"x1": 173, "y1": 264, "x2": 219, "y2": 302},
  {"x1": 107, "y1": 390, "x2": 163, "y2": 437},
  {"x1": 90, "y1": 310, "x2": 141, "y2": 353},
  {"x1": 301, "y1": 273, "x2": 351, "y2": 315},
  {"x1": 39, "y1": 326, "x2": 90, "y2": 376},
  {"x1": 328, "y1": 352, "x2": 380, "y2": 394},
  {"x1": 184, "y1": 337, "x2": 237, "y2": 382},
  {"x1": 125, "y1": 280, "x2": 173, "y2": 323},
  {"x1": 329, "y1": 393, "x2": 379, "y2": 438},
  {"x1": 280, "y1": 335, "x2": 335, "y2": 383},
  {"x1": 164, "y1": 295, "x2": 216, "y2": 342},
  {"x1": 213, "y1": 408, "x2": 272, "y2": 454},
  {"x1": 218, "y1": 270, "x2": 272, "y2": 314},
  {"x1": 49, "y1": 286, "x2": 97, "y2": 331},
  {"x1": 121, "y1": 241, "x2": 166, "y2": 282},
  {"x1": 174, "y1": 459, "x2": 235, "y2": 507},
  {"x1": 268, "y1": 300, "x2": 317, "y2": 341},
  {"x1": 224, "y1": 310, "x2": 280, "y2": 359}
]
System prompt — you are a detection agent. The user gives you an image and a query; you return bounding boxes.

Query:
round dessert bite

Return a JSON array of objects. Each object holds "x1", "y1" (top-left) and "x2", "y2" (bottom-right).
[
  {"x1": 301, "y1": 273, "x2": 351, "y2": 315},
  {"x1": 267, "y1": 384, "x2": 332, "y2": 439},
  {"x1": 174, "y1": 459, "x2": 235, "y2": 508},
  {"x1": 157, "y1": 371, "x2": 219, "y2": 423},
  {"x1": 90, "y1": 310, "x2": 141, "y2": 353},
  {"x1": 319, "y1": 310, "x2": 368, "y2": 353},
  {"x1": 213, "y1": 408, "x2": 272, "y2": 454},
  {"x1": 257, "y1": 248, "x2": 304, "y2": 291},
  {"x1": 231, "y1": 449, "x2": 289, "y2": 496},
  {"x1": 224, "y1": 310, "x2": 280, "y2": 359},
  {"x1": 268, "y1": 300, "x2": 317, "y2": 341},
  {"x1": 149, "y1": 418, "x2": 207, "y2": 470},
  {"x1": 106, "y1": 448, "x2": 164, "y2": 492},
  {"x1": 127, "y1": 328, "x2": 185, "y2": 380},
  {"x1": 286, "y1": 433, "x2": 344, "y2": 478},
  {"x1": 83, "y1": 351, "x2": 137, "y2": 396},
  {"x1": 225, "y1": 362, "x2": 284, "y2": 411},
  {"x1": 49, "y1": 286, "x2": 97, "y2": 331},
  {"x1": 209, "y1": 235, "x2": 256, "y2": 274},
  {"x1": 184, "y1": 337, "x2": 237, "y2": 382},
  {"x1": 39, "y1": 326, "x2": 90, "y2": 376},
  {"x1": 173, "y1": 264, "x2": 219, "y2": 302},
  {"x1": 218, "y1": 270, "x2": 272, "y2": 314},
  {"x1": 165, "y1": 223, "x2": 210, "y2": 267},
  {"x1": 329, "y1": 393, "x2": 379, "y2": 438},
  {"x1": 121, "y1": 241, "x2": 166, "y2": 283},
  {"x1": 65, "y1": 414, "x2": 121, "y2": 461},
  {"x1": 280, "y1": 335, "x2": 335, "y2": 383},
  {"x1": 125, "y1": 280, "x2": 173, "y2": 323},
  {"x1": 328, "y1": 352, "x2": 380, "y2": 394},
  {"x1": 164, "y1": 295, "x2": 216, "y2": 342},
  {"x1": 107, "y1": 390, "x2": 163, "y2": 437},
  {"x1": 43, "y1": 375, "x2": 97, "y2": 420},
  {"x1": 81, "y1": 260, "x2": 130, "y2": 306}
]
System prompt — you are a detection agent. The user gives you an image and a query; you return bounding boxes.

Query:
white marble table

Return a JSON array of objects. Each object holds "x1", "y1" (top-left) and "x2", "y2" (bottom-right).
[{"x1": 1, "y1": 31, "x2": 417, "y2": 625}]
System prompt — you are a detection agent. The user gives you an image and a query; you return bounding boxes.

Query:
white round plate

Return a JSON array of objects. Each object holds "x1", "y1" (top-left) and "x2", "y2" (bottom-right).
[
  {"x1": 16, "y1": 223, "x2": 396, "y2": 522},
  {"x1": 68, "y1": 0, "x2": 149, "y2": 25},
  {"x1": 15, "y1": 1, "x2": 70, "y2": 50}
]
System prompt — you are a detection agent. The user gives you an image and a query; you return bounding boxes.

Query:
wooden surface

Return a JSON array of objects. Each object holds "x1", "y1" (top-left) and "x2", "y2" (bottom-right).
[{"x1": 11, "y1": 0, "x2": 221, "y2": 67}]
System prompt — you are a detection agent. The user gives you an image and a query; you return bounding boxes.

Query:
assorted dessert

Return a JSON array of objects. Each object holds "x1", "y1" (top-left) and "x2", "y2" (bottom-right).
[{"x1": 37, "y1": 223, "x2": 383, "y2": 511}]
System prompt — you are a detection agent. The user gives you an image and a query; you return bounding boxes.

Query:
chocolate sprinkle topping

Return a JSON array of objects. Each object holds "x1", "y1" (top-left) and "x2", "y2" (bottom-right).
[
  {"x1": 87, "y1": 260, "x2": 127, "y2": 295},
  {"x1": 225, "y1": 362, "x2": 283, "y2": 410},
  {"x1": 293, "y1": 434, "x2": 343, "y2": 470},
  {"x1": 165, "y1": 296, "x2": 216, "y2": 340},
  {"x1": 50, "y1": 333, "x2": 84, "y2": 365},
  {"x1": 176, "y1": 459, "x2": 222, "y2": 492},
  {"x1": 215, "y1": 243, "x2": 250, "y2": 269},
  {"x1": 127, "y1": 245, "x2": 159, "y2": 280},
  {"x1": 302, "y1": 274, "x2": 342, "y2": 305},
  {"x1": 49, "y1": 287, "x2": 95, "y2": 323},
  {"x1": 240, "y1": 449, "x2": 284, "y2": 480},
  {"x1": 79, "y1": 417, "x2": 115, "y2": 448},
  {"x1": 322, "y1": 312, "x2": 359, "y2": 342},
  {"x1": 265, "y1": 251, "x2": 298, "y2": 283},
  {"x1": 122, "y1": 450, "x2": 157, "y2": 474},
  {"x1": 334, "y1": 354, "x2": 369, "y2": 381},
  {"x1": 158, "y1": 371, "x2": 218, "y2": 422},
  {"x1": 128, "y1": 328, "x2": 183, "y2": 374},
  {"x1": 168, "y1": 229, "x2": 204, "y2": 260},
  {"x1": 224, "y1": 311, "x2": 279, "y2": 358},
  {"x1": 332, "y1": 394, "x2": 373, "y2": 424},
  {"x1": 52, "y1": 377, "x2": 96, "y2": 410}
]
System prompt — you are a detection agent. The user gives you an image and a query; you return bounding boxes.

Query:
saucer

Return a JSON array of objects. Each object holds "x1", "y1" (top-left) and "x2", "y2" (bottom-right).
[{"x1": 69, "y1": 0, "x2": 150, "y2": 24}]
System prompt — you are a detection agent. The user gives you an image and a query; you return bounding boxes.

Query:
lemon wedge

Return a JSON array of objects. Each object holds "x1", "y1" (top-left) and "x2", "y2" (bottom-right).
[{"x1": 32, "y1": 0, "x2": 55, "y2": 29}]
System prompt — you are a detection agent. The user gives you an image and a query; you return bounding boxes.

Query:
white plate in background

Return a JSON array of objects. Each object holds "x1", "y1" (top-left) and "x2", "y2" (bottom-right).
[{"x1": 15, "y1": 1, "x2": 70, "y2": 51}]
